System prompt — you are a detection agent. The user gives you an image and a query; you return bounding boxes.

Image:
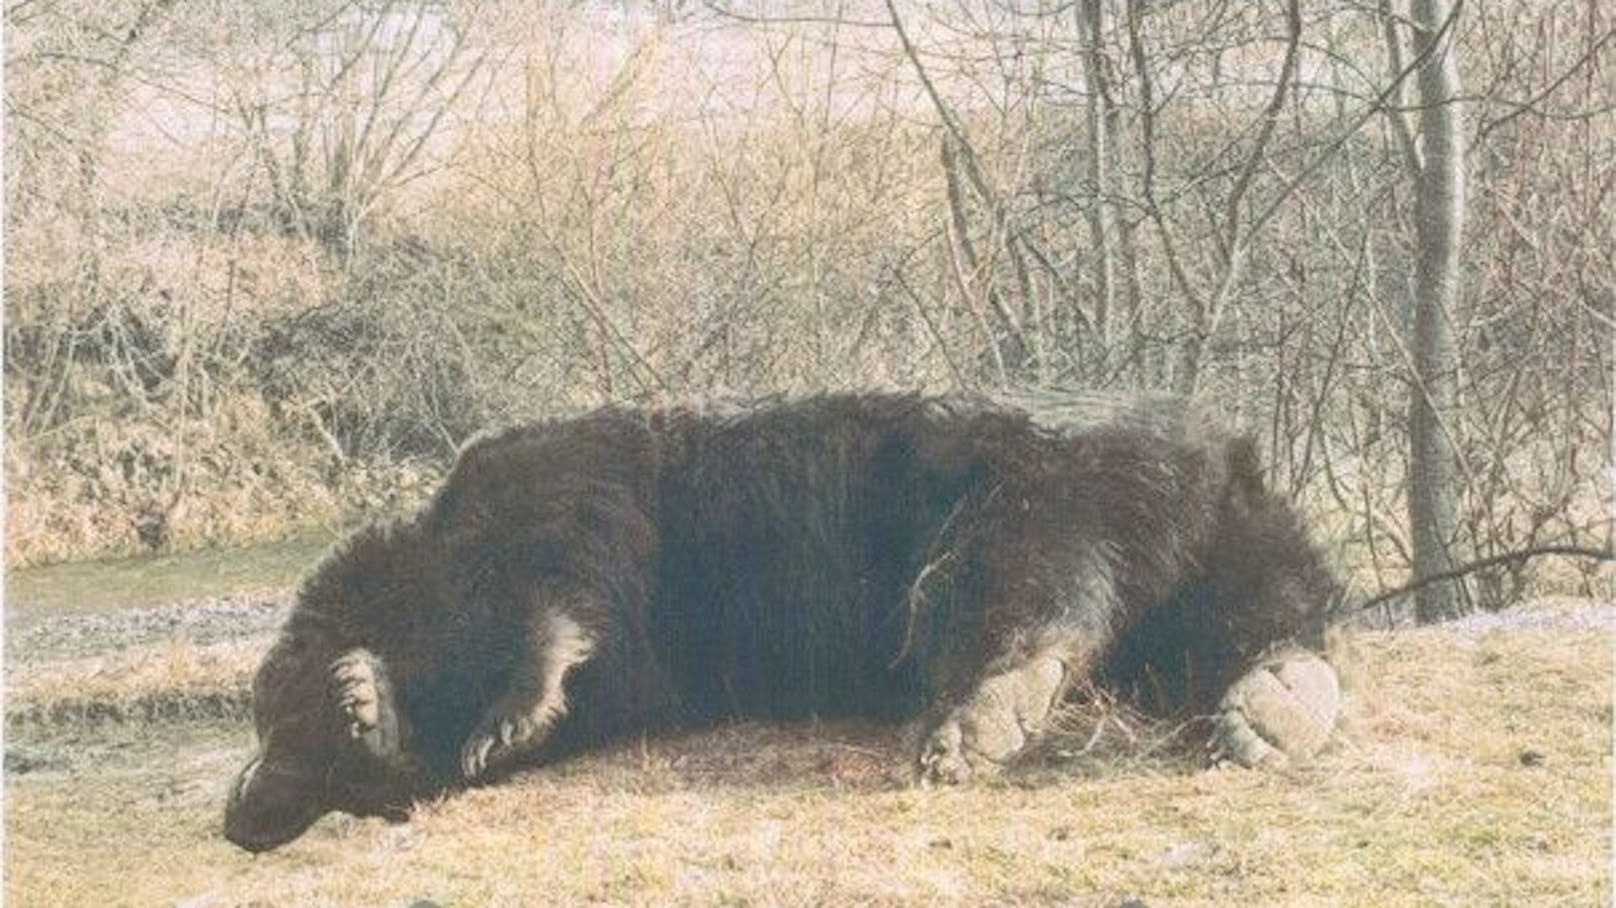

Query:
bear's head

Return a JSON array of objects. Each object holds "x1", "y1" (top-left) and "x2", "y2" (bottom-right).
[{"x1": 224, "y1": 635, "x2": 424, "y2": 852}]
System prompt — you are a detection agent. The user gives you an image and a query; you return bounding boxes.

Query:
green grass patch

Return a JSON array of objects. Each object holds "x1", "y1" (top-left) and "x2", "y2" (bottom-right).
[{"x1": 5, "y1": 533, "x2": 332, "y2": 620}]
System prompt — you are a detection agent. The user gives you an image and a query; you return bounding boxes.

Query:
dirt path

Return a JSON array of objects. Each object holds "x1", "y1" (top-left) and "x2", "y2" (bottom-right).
[{"x1": 5, "y1": 593, "x2": 291, "y2": 666}]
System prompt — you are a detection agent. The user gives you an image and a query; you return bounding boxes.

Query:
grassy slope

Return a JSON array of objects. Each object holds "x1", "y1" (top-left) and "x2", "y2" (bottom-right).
[{"x1": 5, "y1": 616, "x2": 1610, "y2": 907}]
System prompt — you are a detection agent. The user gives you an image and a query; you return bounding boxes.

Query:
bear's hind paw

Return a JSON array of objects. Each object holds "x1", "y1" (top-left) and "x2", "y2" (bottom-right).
[{"x1": 1210, "y1": 649, "x2": 1340, "y2": 769}]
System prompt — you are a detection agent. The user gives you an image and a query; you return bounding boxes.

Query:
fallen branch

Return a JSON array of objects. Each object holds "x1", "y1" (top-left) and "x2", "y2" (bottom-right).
[{"x1": 1349, "y1": 544, "x2": 1614, "y2": 616}]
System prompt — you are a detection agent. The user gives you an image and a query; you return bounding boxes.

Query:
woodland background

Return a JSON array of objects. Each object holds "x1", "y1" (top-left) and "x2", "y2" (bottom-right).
[{"x1": 6, "y1": 0, "x2": 1611, "y2": 619}]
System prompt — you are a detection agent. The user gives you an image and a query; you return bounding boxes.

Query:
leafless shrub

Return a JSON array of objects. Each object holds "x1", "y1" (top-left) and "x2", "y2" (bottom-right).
[{"x1": 5, "y1": 0, "x2": 1610, "y2": 606}]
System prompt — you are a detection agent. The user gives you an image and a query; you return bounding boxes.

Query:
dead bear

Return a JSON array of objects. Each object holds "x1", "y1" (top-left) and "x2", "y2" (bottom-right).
[{"x1": 224, "y1": 391, "x2": 1343, "y2": 852}]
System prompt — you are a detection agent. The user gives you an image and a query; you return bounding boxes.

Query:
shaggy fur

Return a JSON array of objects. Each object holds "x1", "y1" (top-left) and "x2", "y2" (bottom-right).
[{"x1": 224, "y1": 392, "x2": 1341, "y2": 851}]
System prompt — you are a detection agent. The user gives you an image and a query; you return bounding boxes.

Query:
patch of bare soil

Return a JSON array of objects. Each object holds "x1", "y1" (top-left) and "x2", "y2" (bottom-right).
[{"x1": 5, "y1": 593, "x2": 290, "y2": 666}]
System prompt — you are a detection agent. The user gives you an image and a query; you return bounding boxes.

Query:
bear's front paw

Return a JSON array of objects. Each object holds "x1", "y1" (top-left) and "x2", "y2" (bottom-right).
[
  {"x1": 916, "y1": 700, "x2": 1025, "y2": 786},
  {"x1": 917, "y1": 715, "x2": 975, "y2": 785},
  {"x1": 459, "y1": 711, "x2": 550, "y2": 780},
  {"x1": 1210, "y1": 649, "x2": 1340, "y2": 769},
  {"x1": 916, "y1": 656, "x2": 1067, "y2": 785},
  {"x1": 329, "y1": 649, "x2": 415, "y2": 768},
  {"x1": 331, "y1": 650, "x2": 384, "y2": 737}
]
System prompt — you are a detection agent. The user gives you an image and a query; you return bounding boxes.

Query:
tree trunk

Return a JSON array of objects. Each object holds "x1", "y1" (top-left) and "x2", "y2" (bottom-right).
[
  {"x1": 1406, "y1": 0, "x2": 1468, "y2": 622},
  {"x1": 1078, "y1": 0, "x2": 1115, "y2": 351}
]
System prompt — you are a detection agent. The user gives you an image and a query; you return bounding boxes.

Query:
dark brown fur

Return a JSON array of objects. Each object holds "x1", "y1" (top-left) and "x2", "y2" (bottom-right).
[{"x1": 224, "y1": 392, "x2": 1340, "y2": 851}]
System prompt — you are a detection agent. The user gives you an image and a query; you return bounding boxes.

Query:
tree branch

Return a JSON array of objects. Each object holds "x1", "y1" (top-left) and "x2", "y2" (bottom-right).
[{"x1": 1348, "y1": 545, "x2": 1614, "y2": 616}]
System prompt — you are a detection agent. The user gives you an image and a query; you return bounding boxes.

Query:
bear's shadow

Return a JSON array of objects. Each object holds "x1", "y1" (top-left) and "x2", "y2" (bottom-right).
[{"x1": 492, "y1": 706, "x2": 1205, "y2": 797}]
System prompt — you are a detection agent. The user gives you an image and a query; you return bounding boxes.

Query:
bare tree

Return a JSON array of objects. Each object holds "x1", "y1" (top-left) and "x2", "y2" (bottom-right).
[
  {"x1": 228, "y1": 0, "x2": 488, "y2": 260},
  {"x1": 6, "y1": 0, "x2": 1609, "y2": 590},
  {"x1": 1077, "y1": 0, "x2": 1114, "y2": 350},
  {"x1": 1403, "y1": 0, "x2": 1469, "y2": 621}
]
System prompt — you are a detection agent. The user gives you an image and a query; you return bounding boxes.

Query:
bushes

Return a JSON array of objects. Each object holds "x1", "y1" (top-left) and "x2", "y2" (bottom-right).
[{"x1": 4, "y1": 1, "x2": 1609, "y2": 610}]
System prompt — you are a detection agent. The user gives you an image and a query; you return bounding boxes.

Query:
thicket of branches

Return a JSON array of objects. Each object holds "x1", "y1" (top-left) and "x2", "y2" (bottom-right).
[{"x1": 6, "y1": 0, "x2": 1610, "y2": 615}]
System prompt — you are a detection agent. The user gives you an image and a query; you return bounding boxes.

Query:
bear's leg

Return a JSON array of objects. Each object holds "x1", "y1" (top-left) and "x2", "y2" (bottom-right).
[
  {"x1": 916, "y1": 641, "x2": 1078, "y2": 784},
  {"x1": 1193, "y1": 454, "x2": 1345, "y2": 768},
  {"x1": 460, "y1": 608, "x2": 598, "y2": 779},
  {"x1": 1209, "y1": 647, "x2": 1340, "y2": 769},
  {"x1": 912, "y1": 534, "x2": 1118, "y2": 785}
]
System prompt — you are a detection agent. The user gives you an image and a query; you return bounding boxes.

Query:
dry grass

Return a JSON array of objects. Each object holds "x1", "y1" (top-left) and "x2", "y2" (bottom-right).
[
  {"x1": 5, "y1": 637, "x2": 265, "y2": 726},
  {"x1": 5, "y1": 614, "x2": 1611, "y2": 907}
]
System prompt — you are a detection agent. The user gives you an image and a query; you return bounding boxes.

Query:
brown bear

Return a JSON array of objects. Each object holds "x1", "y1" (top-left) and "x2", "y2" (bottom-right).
[{"x1": 224, "y1": 392, "x2": 1343, "y2": 852}]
